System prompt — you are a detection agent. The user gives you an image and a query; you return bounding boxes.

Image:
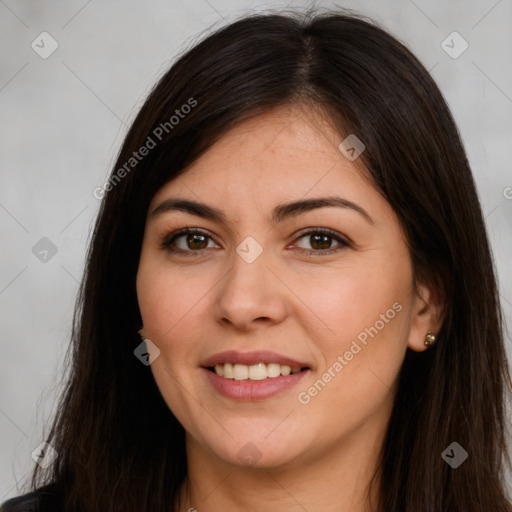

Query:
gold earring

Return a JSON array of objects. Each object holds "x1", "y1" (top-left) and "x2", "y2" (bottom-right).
[
  {"x1": 424, "y1": 330, "x2": 436, "y2": 346},
  {"x1": 138, "y1": 327, "x2": 147, "y2": 340}
]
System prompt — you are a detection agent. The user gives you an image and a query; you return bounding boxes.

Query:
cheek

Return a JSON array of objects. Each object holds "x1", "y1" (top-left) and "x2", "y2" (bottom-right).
[
  {"x1": 297, "y1": 284, "x2": 409, "y2": 436},
  {"x1": 136, "y1": 262, "x2": 208, "y2": 413},
  {"x1": 294, "y1": 258, "x2": 411, "y2": 401},
  {"x1": 136, "y1": 258, "x2": 215, "y2": 353},
  {"x1": 294, "y1": 257, "x2": 408, "y2": 341}
]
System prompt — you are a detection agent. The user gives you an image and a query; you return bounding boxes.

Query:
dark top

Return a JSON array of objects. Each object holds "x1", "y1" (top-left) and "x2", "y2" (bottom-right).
[{"x1": 0, "y1": 485, "x2": 60, "y2": 512}]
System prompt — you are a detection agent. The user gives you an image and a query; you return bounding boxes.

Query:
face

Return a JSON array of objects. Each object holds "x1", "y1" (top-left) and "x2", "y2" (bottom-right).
[{"x1": 136, "y1": 104, "x2": 431, "y2": 470}]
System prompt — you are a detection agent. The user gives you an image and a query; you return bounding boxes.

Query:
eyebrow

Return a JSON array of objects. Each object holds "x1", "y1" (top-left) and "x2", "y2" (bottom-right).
[{"x1": 150, "y1": 196, "x2": 374, "y2": 226}]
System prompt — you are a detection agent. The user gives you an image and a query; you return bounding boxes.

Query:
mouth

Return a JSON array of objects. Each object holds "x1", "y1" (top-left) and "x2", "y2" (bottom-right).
[
  {"x1": 200, "y1": 350, "x2": 312, "y2": 400},
  {"x1": 205, "y1": 362, "x2": 310, "y2": 381}
]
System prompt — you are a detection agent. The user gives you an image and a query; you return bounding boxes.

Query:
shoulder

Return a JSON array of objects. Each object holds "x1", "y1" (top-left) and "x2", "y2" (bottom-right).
[{"x1": 0, "y1": 484, "x2": 60, "y2": 512}]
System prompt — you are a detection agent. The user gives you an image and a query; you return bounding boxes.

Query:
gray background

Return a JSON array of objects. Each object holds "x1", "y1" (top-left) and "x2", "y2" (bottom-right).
[{"x1": 1, "y1": 0, "x2": 511, "y2": 502}]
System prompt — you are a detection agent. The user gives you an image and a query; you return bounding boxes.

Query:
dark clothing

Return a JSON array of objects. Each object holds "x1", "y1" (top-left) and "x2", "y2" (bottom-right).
[{"x1": 1, "y1": 485, "x2": 59, "y2": 512}]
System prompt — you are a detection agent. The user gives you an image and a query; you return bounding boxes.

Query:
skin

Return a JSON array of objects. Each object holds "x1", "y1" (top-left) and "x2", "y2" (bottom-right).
[{"x1": 136, "y1": 104, "x2": 444, "y2": 512}]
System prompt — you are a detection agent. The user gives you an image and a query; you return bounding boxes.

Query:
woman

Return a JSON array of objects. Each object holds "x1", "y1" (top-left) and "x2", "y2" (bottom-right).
[{"x1": 2, "y1": 8, "x2": 511, "y2": 512}]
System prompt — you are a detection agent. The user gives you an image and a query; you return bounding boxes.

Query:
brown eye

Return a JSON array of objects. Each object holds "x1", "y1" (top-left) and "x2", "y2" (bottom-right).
[
  {"x1": 162, "y1": 228, "x2": 219, "y2": 255},
  {"x1": 309, "y1": 233, "x2": 332, "y2": 250},
  {"x1": 293, "y1": 229, "x2": 349, "y2": 255},
  {"x1": 184, "y1": 233, "x2": 208, "y2": 250}
]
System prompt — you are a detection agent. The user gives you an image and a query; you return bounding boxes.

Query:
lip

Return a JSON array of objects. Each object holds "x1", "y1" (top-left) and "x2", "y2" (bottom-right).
[
  {"x1": 200, "y1": 350, "x2": 311, "y2": 369},
  {"x1": 202, "y1": 367, "x2": 311, "y2": 401}
]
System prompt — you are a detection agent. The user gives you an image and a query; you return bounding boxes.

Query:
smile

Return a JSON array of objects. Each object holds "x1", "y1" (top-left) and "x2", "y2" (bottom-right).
[
  {"x1": 210, "y1": 362, "x2": 307, "y2": 380},
  {"x1": 201, "y1": 350, "x2": 312, "y2": 400}
]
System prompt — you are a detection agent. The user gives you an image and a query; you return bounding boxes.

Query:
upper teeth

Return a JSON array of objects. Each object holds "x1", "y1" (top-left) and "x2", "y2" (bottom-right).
[{"x1": 214, "y1": 363, "x2": 302, "y2": 380}]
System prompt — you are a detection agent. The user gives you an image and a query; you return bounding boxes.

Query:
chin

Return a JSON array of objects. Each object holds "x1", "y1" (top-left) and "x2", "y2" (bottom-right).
[
  {"x1": 198, "y1": 428, "x2": 307, "y2": 470},
  {"x1": 223, "y1": 444, "x2": 301, "y2": 470}
]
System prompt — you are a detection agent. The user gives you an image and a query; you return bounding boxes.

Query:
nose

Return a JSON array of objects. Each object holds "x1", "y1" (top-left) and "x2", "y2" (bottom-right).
[{"x1": 213, "y1": 245, "x2": 289, "y2": 331}]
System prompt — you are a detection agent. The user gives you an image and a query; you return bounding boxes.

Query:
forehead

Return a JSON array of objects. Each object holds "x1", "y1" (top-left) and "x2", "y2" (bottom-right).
[{"x1": 151, "y1": 104, "x2": 376, "y2": 206}]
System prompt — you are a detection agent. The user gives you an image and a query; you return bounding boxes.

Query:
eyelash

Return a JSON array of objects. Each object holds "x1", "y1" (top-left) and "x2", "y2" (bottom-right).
[{"x1": 161, "y1": 226, "x2": 350, "y2": 257}]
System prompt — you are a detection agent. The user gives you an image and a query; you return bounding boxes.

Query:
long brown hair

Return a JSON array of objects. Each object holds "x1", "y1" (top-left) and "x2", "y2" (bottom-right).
[{"x1": 27, "y1": 8, "x2": 511, "y2": 511}]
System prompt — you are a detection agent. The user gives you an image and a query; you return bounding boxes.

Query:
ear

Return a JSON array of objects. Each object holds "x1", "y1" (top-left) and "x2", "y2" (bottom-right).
[{"x1": 407, "y1": 277, "x2": 446, "y2": 352}]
